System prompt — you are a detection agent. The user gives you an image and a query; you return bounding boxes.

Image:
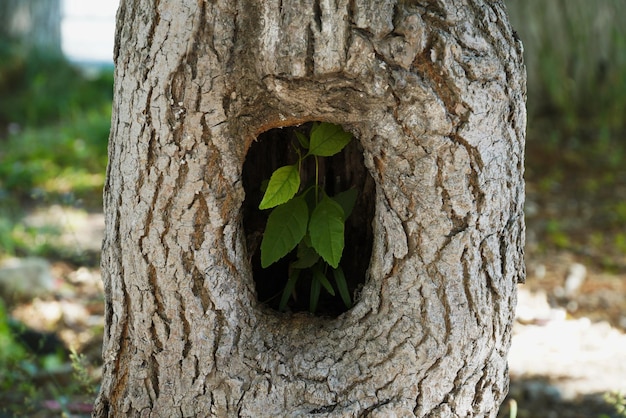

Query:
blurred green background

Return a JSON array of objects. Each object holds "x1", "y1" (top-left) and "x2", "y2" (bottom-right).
[
  {"x1": 0, "y1": 0, "x2": 625, "y2": 417},
  {"x1": 507, "y1": 0, "x2": 626, "y2": 272},
  {"x1": 1, "y1": 1, "x2": 624, "y2": 267}
]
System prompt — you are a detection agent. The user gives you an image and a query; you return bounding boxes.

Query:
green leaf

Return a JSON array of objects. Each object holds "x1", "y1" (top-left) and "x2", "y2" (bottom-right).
[
  {"x1": 279, "y1": 269, "x2": 300, "y2": 311},
  {"x1": 308, "y1": 123, "x2": 352, "y2": 157},
  {"x1": 259, "y1": 164, "x2": 301, "y2": 210},
  {"x1": 303, "y1": 186, "x2": 318, "y2": 211},
  {"x1": 295, "y1": 131, "x2": 310, "y2": 149},
  {"x1": 332, "y1": 266, "x2": 352, "y2": 308},
  {"x1": 291, "y1": 243, "x2": 320, "y2": 269},
  {"x1": 303, "y1": 233, "x2": 313, "y2": 248},
  {"x1": 313, "y1": 265, "x2": 335, "y2": 296},
  {"x1": 309, "y1": 194, "x2": 345, "y2": 268},
  {"x1": 260, "y1": 196, "x2": 308, "y2": 267},
  {"x1": 332, "y1": 188, "x2": 358, "y2": 219},
  {"x1": 260, "y1": 179, "x2": 269, "y2": 193},
  {"x1": 309, "y1": 274, "x2": 321, "y2": 313}
]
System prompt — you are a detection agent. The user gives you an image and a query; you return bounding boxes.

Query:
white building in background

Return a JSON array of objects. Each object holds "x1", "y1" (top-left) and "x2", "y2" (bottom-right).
[{"x1": 61, "y1": 0, "x2": 118, "y2": 64}]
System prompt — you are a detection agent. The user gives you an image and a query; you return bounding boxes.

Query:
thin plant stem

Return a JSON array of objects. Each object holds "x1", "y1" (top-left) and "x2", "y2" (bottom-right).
[{"x1": 315, "y1": 155, "x2": 319, "y2": 203}]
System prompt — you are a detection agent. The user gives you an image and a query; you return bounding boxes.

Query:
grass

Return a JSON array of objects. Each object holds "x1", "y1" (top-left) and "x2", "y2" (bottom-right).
[
  {"x1": 0, "y1": 108, "x2": 109, "y2": 203},
  {"x1": 0, "y1": 43, "x2": 114, "y2": 129},
  {"x1": 0, "y1": 298, "x2": 82, "y2": 416},
  {"x1": 506, "y1": 0, "x2": 626, "y2": 270},
  {"x1": 0, "y1": 44, "x2": 112, "y2": 258},
  {"x1": 0, "y1": 43, "x2": 108, "y2": 413}
]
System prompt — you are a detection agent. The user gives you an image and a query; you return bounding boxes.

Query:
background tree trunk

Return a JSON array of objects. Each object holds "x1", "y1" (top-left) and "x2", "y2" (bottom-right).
[
  {"x1": 505, "y1": 0, "x2": 625, "y2": 114},
  {"x1": 0, "y1": 0, "x2": 61, "y2": 54},
  {"x1": 95, "y1": 0, "x2": 525, "y2": 416}
]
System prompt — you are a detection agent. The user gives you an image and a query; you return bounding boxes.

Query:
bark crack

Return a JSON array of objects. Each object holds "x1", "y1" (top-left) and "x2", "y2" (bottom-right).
[
  {"x1": 360, "y1": 398, "x2": 392, "y2": 416},
  {"x1": 177, "y1": 292, "x2": 192, "y2": 359}
]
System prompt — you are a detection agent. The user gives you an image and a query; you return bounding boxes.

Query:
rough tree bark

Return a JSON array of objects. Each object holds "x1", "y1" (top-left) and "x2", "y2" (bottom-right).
[{"x1": 95, "y1": 0, "x2": 525, "y2": 416}]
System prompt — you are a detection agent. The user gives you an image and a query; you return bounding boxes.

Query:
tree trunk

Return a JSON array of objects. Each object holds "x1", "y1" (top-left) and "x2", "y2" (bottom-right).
[
  {"x1": 0, "y1": 0, "x2": 61, "y2": 54},
  {"x1": 505, "y1": 0, "x2": 625, "y2": 112},
  {"x1": 95, "y1": 0, "x2": 526, "y2": 416}
]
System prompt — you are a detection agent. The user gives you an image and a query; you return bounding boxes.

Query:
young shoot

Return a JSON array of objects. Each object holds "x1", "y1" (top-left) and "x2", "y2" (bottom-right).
[{"x1": 258, "y1": 122, "x2": 357, "y2": 313}]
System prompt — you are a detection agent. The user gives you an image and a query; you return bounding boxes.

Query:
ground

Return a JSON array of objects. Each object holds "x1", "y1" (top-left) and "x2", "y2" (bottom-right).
[
  {"x1": 501, "y1": 252, "x2": 626, "y2": 418},
  {"x1": 2, "y1": 203, "x2": 624, "y2": 418}
]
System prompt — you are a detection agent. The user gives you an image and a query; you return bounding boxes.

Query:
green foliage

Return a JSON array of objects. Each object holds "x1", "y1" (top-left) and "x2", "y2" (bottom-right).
[
  {"x1": 332, "y1": 266, "x2": 351, "y2": 309},
  {"x1": 0, "y1": 43, "x2": 114, "y2": 128},
  {"x1": 261, "y1": 196, "x2": 308, "y2": 268},
  {"x1": 308, "y1": 122, "x2": 353, "y2": 157},
  {"x1": 506, "y1": 0, "x2": 626, "y2": 131},
  {"x1": 258, "y1": 122, "x2": 355, "y2": 313},
  {"x1": 0, "y1": 43, "x2": 111, "y2": 201},
  {"x1": 0, "y1": 110, "x2": 110, "y2": 201},
  {"x1": 0, "y1": 300, "x2": 26, "y2": 367},
  {"x1": 0, "y1": 302, "x2": 98, "y2": 415},
  {"x1": 603, "y1": 391, "x2": 626, "y2": 418},
  {"x1": 0, "y1": 299, "x2": 55, "y2": 414},
  {"x1": 0, "y1": 43, "x2": 112, "y2": 259},
  {"x1": 505, "y1": 2, "x2": 626, "y2": 268},
  {"x1": 70, "y1": 348, "x2": 97, "y2": 396},
  {"x1": 309, "y1": 195, "x2": 345, "y2": 268},
  {"x1": 259, "y1": 164, "x2": 301, "y2": 210}
]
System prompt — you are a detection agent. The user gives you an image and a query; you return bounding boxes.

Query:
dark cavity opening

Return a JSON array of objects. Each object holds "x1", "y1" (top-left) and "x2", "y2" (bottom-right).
[{"x1": 242, "y1": 122, "x2": 375, "y2": 316}]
